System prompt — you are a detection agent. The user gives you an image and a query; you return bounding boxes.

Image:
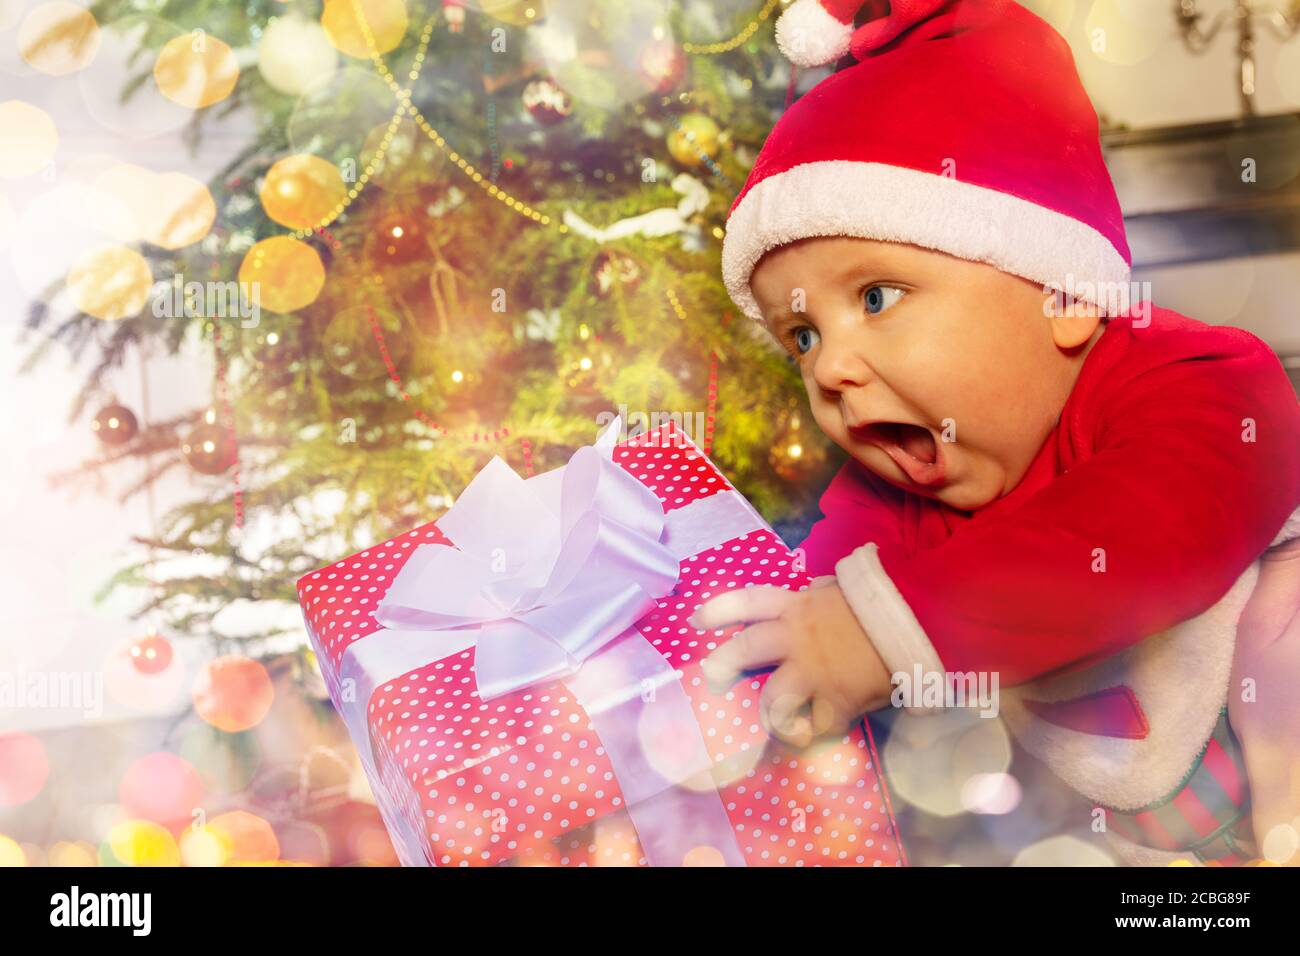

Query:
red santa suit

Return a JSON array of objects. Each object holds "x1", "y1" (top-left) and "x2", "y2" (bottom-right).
[
  {"x1": 800, "y1": 305, "x2": 1300, "y2": 864},
  {"x1": 720, "y1": 0, "x2": 1300, "y2": 863}
]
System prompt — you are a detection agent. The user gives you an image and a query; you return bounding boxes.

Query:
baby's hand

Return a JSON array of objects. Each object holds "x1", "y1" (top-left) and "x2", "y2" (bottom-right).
[{"x1": 690, "y1": 576, "x2": 894, "y2": 749}]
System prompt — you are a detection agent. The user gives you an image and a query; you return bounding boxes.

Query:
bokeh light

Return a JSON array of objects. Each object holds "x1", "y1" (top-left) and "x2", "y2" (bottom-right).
[
  {"x1": 320, "y1": 0, "x2": 408, "y2": 58},
  {"x1": 960, "y1": 771, "x2": 1023, "y2": 815},
  {"x1": 257, "y1": 12, "x2": 338, "y2": 96},
  {"x1": 65, "y1": 244, "x2": 153, "y2": 321},
  {"x1": 47, "y1": 841, "x2": 98, "y2": 866},
  {"x1": 104, "y1": 819, "x2": 181, "y2": 866},
  {"x1": 1262, "y1": 822, "x2": 1299, "y2": 865},
  {"x1": 883, "y1": 709, "x2": 1012, "y2": 817},
  {"x1": 152, "y1": 31, "x2": 239, "y2": 109},
  {"x1": 1012, "y1": 834, "x2": 1116, "y2": 866},
  {"x1": 259, "y1": 154, "x2": 347, "y2": 231},
  {"x1": 179, "y1": 824, "x2": 229, "y2": 866},
  {"x1": 18, "y1": 1, "x2": 101, "y2": 76},
  {"x1": 119, "y1": 752, "x2": 205, "y2": 828},
  {"x1": 0, "y1": 732, "x2": 50, "y2": 806},
  {"x1": 191, "y1": 655, "x2": 275, "y2": 733},
  {"x1": 208, "y1": 810, "x2": 280, "y2": 864},
  {"x1": 0, "y1": 834, "x2": 26, "y2": 866},
  {"x1": 1083, "y1": 0, "x2": 1163, "y2": 66},
  {"x1": 0, "y1": 100, "x2": 58, "y2": 178},
  {"x1": 238, "y1": 237, "x2": 326, "y2": 315}
]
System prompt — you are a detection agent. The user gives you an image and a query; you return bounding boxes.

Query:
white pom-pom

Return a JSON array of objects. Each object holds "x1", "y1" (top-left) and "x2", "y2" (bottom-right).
[{"x1": 775, "y1": 0, "x2": 855, "y2": 68}]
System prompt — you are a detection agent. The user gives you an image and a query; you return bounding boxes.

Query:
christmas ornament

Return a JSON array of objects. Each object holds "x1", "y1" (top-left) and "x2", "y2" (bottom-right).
[
  {"x1": 324, "y1": 305, "x2": 407, "y2": 380},
  {"x1": 443, "y1": 0, "x2": 466, "y2": 33},
  {"x1": 563, "y1": 172, "x2": 708, "y2": 245},
  {"x1": 638, "y1": 37, "x2": 686, "y2": 94},
  {"x1": 366, "y1": 211, "x2": 426, "y2": 265},
  {"x1": 260, "y1": 154, "x2": 348, "y2": 232},
  {"x1": 769, "y1": 410, "x2": 827, "y2": 482},
  {"x1": 591, "y1": 250, "x2": 641, "y2": 297},
  {"x1": 321, "y1": 0, "x2": 409, "y2": 59},
  {"x1": 66, "y1": 244, "x2": 152, "y2": 321},
  {"x1": 238, "y1": 237, "x2": 326, "y2": 314},
  {"x1": 0, "y1": 101, "x2": 58, "y2": 179},
  {"x1": 18, "y1": 2, "x2": 102, "y2": 77},
  {"x1": 480, "y1": 0, "x2": 543, "y2": 27},
  {"x1": 181, "y1": 422, "x2": 234, "y2": 475},
  {"x1": 91, "y1": 403, "x2": 138, "y2": 446},
  {"x1": 667, "y1": 112, "x2": 721, "y2": 168},
  {"x1": 191, "y1": 655, "x2": 275, "y2": 733},
  {"x1": 152, "y1": 32, "x2": 240, "y2": 109},
  {"x1": 257, "y1": 13, "x2": 339, "y2": 96},
  {"x1": 522, "y1": 78, "x2": 572, "y2": 125},
  {"x1": 128, "y1": 632, "x2": 173, "y2": 674}
]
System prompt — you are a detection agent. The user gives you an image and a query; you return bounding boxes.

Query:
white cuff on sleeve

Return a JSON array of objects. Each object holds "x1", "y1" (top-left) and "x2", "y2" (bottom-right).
[{"x1": 834, "y1": 541, "x2": 946, "y2": 714}]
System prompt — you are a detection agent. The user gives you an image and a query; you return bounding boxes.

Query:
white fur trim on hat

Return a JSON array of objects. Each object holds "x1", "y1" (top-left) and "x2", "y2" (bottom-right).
[
  {"x1": 775, "y1": 0, "x2": 856, "y2": 68},
  {"x1": 722, "y1": 160, "x2": 1132, "y2": 324}
]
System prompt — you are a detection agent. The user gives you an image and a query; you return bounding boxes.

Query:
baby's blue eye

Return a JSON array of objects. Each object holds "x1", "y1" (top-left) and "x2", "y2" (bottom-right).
[
  {"x1": 793, "y1": 327, "x2": 820, "y2": 354},
  {"x1": 864, "y1": 285, "x2": 906, "y2": 315}
]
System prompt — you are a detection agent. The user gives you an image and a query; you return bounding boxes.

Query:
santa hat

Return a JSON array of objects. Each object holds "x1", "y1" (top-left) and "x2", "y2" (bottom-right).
[{"x1": 722, "y1": 0, "x2": 1132, "y2": 324}]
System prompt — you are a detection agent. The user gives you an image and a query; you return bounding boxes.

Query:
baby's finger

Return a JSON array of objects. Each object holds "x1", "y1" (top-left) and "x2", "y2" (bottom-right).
[
  {"x1": 701, "y1": 621, "x2": 790, "y2": 693},
  {"x1": 689, "y1": 584, "x2": 795, "y2": 631},
  {"x1": 760, "y1": 665, "x2": 814, "y2": 749}
]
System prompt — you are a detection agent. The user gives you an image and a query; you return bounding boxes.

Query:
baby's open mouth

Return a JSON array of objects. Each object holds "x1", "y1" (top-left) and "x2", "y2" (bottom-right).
[{"x1": 852, "y1": 421, "x2": 946, "y2": 487}]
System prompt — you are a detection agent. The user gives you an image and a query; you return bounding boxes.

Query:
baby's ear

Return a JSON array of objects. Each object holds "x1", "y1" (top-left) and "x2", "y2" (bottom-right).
[{"x1": 1044, "y1": 290, "x2": 1103, "y2": 351}]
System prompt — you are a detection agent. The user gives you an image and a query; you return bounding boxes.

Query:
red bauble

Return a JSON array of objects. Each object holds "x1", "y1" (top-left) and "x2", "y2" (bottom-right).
[
  {"x1": 129, "y1": 633, "x2": 174, "y2": 675},
  {"x1": 638, "y1": 38, "x2": 686, "y2": 94},
  {"x1": 92, "y1": 403, "x2": 139, "y2": 447},
  {"x1": 522, "y1": 78, "x2": 572, "y2": 126}
]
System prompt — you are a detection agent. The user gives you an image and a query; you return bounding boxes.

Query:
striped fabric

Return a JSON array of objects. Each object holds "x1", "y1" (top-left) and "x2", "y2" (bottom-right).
[{"x1": 1104, "y1": 707, "x2": 1257, "y2": 865}]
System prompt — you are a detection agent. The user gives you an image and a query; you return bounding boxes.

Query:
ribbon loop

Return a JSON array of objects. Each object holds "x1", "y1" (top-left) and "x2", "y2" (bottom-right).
[{"x1": 372, "y1": 416, "x2": 681, "y2": 701}]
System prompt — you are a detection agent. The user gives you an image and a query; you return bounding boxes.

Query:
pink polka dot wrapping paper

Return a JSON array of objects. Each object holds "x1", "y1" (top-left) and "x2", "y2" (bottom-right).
[{"x1": 297, "y1": 421, "x2": 907, "y2": 867}]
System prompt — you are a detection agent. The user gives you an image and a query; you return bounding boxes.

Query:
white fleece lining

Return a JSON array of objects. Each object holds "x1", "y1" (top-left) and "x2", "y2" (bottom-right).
[
  {"x1": 1270, "y1": 505, "x2": 1300, "y2": 547},
  {"x1": 1000, "y1": 561, "x2": 1257, "y2": 810},
  {"x1": 835, "y1": 532, "x2": 1262, "y2": 810},
  {"x1": 722, "y1": 160, "x2": 1132, "y2": 324},
  {"x1": 835, "y1": 541, "x2": 947, "y2": 714},
  {"x1": 775, "y1": 0, "x2": 855, "y2": 69}
]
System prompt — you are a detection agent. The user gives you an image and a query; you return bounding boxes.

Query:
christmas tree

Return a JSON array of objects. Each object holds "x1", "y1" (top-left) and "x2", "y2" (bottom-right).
[{"x1": 21, "y1": 0, "x2": 833, "y2": 649}]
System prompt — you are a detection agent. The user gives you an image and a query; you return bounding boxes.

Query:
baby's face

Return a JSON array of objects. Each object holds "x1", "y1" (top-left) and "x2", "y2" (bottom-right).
[{"x1": 750, "y1": 236, "x2": 1100, "y2": 510}]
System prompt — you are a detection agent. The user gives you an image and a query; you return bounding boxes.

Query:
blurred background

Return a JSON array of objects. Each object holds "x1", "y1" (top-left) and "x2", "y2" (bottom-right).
[{"x1": 1, "y1": 0, "x2": 1298, "y2": 867}]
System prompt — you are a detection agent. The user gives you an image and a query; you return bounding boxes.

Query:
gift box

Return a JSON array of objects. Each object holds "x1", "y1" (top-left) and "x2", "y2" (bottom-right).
[{"x1": 297, "y1": 417, "x2": 907, "y2": 867}]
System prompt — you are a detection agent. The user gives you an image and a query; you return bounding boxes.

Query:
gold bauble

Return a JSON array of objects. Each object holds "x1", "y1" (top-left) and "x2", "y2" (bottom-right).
[
  {"x1": 238, "y1": 237, "x2": 326, "y2": 314},
  {"x1": 769, "y1": 411, "x2": 827, "y2": 482},
  {"x1": 667, "y1": 113, "x2": 720, "y2": 169},
  {"x1": 260, "y1": 154, "x2": 347, "y2": 231}
]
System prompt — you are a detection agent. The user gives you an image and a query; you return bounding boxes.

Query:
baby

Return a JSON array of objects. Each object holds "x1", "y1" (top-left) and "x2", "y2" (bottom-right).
[{"x1": 692, "y1": 0, "x2": 1300, "y2": 865}]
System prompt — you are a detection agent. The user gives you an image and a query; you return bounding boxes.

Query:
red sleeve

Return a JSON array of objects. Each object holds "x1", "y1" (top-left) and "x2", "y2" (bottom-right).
[
  {"x1": 875, "y1": 326, "x2": 1300, "y2": 686},
  {"x1": 797, "y1": 459, "x2": 907, "y2": 577}
]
